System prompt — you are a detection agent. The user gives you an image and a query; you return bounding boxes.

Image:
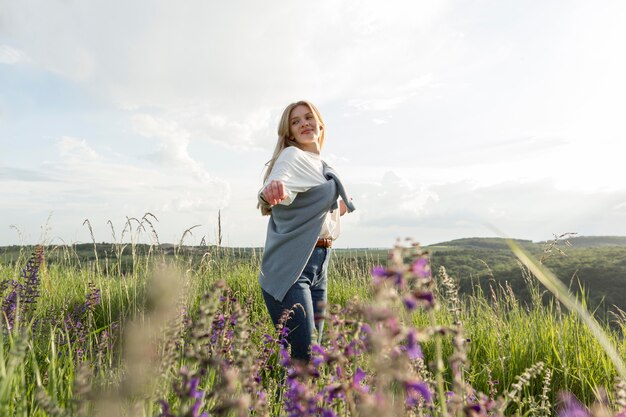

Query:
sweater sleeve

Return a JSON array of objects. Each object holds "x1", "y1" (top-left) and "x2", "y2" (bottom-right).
[{"x1": 259, "y1": 147, "x2": 325, "y2": 206}]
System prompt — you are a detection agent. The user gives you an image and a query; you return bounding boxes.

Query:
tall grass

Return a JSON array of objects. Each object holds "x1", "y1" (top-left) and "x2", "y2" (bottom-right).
[{"x1": 0, "y1": 238, "x2": 624, "y2": 416}]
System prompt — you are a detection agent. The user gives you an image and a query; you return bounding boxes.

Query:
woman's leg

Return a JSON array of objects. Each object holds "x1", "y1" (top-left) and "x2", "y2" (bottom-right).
[
  {"x1": 261, "y1": 247, "x2": 327, "y2": 362},
  {"x1": 310, "y1": 247, "x2": 330, "y2": 343},
  {"x1": 262, "y1": 280, "x2": 314, "y2": 362}
]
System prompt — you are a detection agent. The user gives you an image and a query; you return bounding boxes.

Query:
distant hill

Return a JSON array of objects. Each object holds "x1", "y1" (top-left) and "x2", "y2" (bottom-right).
[
  {"x1": 428, "y1": 235, "x2": 626, "y2": 250},
  {"x1": 426, "y1": 236, "x2": 626, "y2": 320},
  {"x1": 427, "y1": 237, "x2": 535, "y2": 251},
  {"x1": 539, "y1": 236, "x2": 626, "y2": 248}
]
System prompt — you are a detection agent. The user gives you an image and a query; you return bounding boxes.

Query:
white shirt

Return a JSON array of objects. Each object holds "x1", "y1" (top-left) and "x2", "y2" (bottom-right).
[{"x1": 261, "y1": 147, "x2": 341, "y2": 240}]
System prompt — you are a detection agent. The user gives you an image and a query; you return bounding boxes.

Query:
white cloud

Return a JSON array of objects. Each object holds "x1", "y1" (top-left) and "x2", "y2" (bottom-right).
[
  {"x1": 326, "y1": 154, "x2": 350, "y2": 164},
  {"x1": 1, "y1": 132, "x2": 232, "y2": 244},
  {"x1": 132, "y1": 104, "x2": 275, "y2": 151},
  {"x1": 0, "y1": 44, "x2": 28, "y2": 65},
  {"x1": 3, "y1": 1, "x2": 626, "y2": 247},
  {"x1": 348, "y1": 74, "x2": 437, "y2": 112},
  {"x1": 350, "y1": 171, "x2": 439, "y2": 227},
  {"x1": 132, "y1": 113, "x2": 224, "y2": 184},
  {"x1": 57, "y1": 136, "x2": 100, "y2": 160},
  {"x1": 38, "y1": 136, "x2": 229, "y2": 212},
  {"x1": 339, "y1": 170, "x2": 626, "y2": 246},
  {"x1": 614, "y1": 202, "x2": 626, "y2": 214},
  {"x1": 161, "y1": 194, "x2": 226, "y2": 213},
  {"x1": 0, "y1": 0, "x2": 452, "y2": 147}
]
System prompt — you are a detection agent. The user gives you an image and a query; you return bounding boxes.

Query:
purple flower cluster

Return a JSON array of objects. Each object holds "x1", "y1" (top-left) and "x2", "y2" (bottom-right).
[
  {"x1": 20, "y1": 245, "x2": 45, "y2": 319},
  {"x1": 1, "y1": 247, "x2": 113, "y2": 370},
  {"x1": 158, "y1": 367, "x2": 208, "y2": 417},
  {"x1": 152, "y1": 242, "x2": 626, "y2": 416},
  {"x1": 1, "y1": 246, "x2": 44, "y2": 331},
  {"x1": 61, "y1": 281, "x2": 103, "y2": 362},
  {"x1": 160, "y1": 282, "x2": 274, "y2": 417},
  {"x1": 557, "y1": 393, "x2": 626, "y2": 417},
  {"x1": 1, "y1": 281, "x2": 20, "y2": 331},
  {"x1": 371, "y1": 249, "x2": 435, "y2": 313},
  {"x1": 270, "y1": 278, "x2": 434, "y2": 416}
]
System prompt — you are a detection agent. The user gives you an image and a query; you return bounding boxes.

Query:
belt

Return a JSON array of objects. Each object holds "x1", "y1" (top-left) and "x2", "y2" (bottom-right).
[{"x1": 315, "y1": 238, "x2": 333, "y2": 248}]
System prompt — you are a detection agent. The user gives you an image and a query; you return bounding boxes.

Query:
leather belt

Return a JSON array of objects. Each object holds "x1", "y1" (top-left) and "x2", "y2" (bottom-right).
[{"x1": 315, "y1": 238, "x2": 332, "y2": 248}]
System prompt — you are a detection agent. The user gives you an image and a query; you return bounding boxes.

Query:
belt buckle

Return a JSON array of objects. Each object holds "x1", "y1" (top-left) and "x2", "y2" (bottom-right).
[{"x1": 317, "y1": 238, "x2": 331, "y2": 248}]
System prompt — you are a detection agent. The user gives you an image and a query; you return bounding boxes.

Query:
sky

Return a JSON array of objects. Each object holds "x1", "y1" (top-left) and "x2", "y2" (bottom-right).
[{"x1": 1, "y1": 0, "x2": 626, "y2": 248}]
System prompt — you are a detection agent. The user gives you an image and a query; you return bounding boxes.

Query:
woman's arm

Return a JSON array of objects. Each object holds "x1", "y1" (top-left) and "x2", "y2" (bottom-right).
[
  {"x1": 261, "y1": 179, "x2": 288, "y2": 206},
  {"x1": 260, "y1": 147, "x2": 320, "y2": 207},
  {"x1": 339, "y1": 199, "x2": 351, "y2": 216}
]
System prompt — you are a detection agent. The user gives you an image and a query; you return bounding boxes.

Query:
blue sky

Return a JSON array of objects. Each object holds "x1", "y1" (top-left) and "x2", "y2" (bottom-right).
[{"x1": 1, "y1": 1, "x2": 626, "y2": 247}]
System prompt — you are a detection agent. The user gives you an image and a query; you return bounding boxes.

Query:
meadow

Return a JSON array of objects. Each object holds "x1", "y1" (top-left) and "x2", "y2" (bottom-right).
[{"x1": 1, "y1": 232, "x2": 626, "y2": 416}]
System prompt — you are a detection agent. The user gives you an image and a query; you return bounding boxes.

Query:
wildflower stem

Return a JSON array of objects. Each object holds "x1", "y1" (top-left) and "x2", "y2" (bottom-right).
[
  {"x1": 429, "y1": 309, "x2": 448, "y2": 417},
  {"x1": 347, "y1": 389, "x2": 358, "y2": 417},
  {"x1": 507, "y1": 239, "x2": 626, "y2": 380}
]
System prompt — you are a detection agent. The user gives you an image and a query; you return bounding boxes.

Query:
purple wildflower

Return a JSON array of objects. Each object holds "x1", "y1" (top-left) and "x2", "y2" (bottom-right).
[
  {"x1": 371, "y1": 266, "x2": 405, "y2": 287},
  {"x1": 343, "y1": 339, "x2": 361, "y2": 357},
  {"x1": 403, "y1": 295, "x2": 418, "y2": 311},
  {"x1": 335, "y1": 364, "x2": 343, "y2": 379},
  {"x1": 1, "y1": 282, "x2": 20, "y2": 330},
  {"x1": 280, "y1": 343, "x2": 292, "y2": 367},
  {"x1": 405, "y1": 329, "x2": 423, "y2": 360},
  {"x1": 385, "y1": 317, "x2": 401, "y2": 336},
  {"x1": 371, "y1": 266, "x2": 387, "y2": 286},
  {"x1": 391, "y1": 271, "x2": 406, "y2": 288},
  {"x1": 157, "y1": 400, "x2": 174, "y2": 417},
  {"x1": 464, "y1": 402, "x2": 484, "y2": 416},
  {"x1": 215, "y1": 314, "x2": 226, "y2": 329},
  {"x1": 85, "y1": 284, "x2": 101, "y2": 311},
  {"x1": 20, "y1": 246, "x2": 44, "y2": 311},
  {"x1": 4, "y1": 246, "x2": 45, "y2": 327},
  {"x1": 283, "y1": 373, "x2": 325, "y2": 416},
  {"x1": 188, "y1": 377, "x2": 203, "y2": 417},
  {"x1": 58, "y1": 282, "x2": 104, "y2": 362},
  {"x1": 279, "y1": 323, "x2": 291, "y2": 339},
  {"x1": 371, "y1": 266, "x2": 387, "y2": 278},
  {"x1": 263, "y1": 333, "x2": 274, "y2": 344},
  {"x1": 352, "y1": 367, "x2": 369, "y2": 393},
  {"x1": 411, "y1": 257, "x2": 431, "y2": 278},
  {"x1": 403, "y1": 291, "x2": 435, "y2": 312},
  {"x1": 311, "y1": 344, "x2": 328, "y2": 368},
  {"x1": 405, "y1": 379, "x2": 432, "y2": 406},
  {"x1": 415, "y1": 290, "x2": 434, "y2": 304},
  {"x1": 463, "y1": 395, "x2": 497, "y2": 416},
  {"x1": 163, "y1": 367, "x2": 206, "y2": 417},
  {"x1": 558, "y1": 393, "x2": 592, "y2": 417},
  {"x1": 414, "y1": 290, "x2": 435, "y2": 309},
  {"x1": 326, "y1": 382, "x2": 345, "y2": 402}
]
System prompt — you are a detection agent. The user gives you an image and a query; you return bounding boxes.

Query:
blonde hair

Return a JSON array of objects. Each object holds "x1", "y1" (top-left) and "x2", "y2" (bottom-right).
[{"x1": 258, "y1": 100, "x2": 326, "y2": 215}]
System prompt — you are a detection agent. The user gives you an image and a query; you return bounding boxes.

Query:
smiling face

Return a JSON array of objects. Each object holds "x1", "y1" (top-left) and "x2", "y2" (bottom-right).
[{"x1": 289, "y1": 104, "x2": 323, "y2": 154}]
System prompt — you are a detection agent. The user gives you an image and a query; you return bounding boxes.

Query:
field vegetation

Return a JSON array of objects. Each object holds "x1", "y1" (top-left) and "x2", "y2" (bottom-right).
[{"x1": 1, "y1": 230, "x2": 626, "y2": 416}]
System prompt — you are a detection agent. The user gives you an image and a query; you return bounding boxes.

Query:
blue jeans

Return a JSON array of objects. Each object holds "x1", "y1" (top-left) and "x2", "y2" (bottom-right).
[{"x1": 262, "y1": 247, "x2": 330, "y2": 362}]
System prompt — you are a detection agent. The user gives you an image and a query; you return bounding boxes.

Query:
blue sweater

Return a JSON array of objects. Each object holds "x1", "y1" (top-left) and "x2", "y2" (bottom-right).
[{"x1": 259, "y1": 163, "x2": 355, "y2": 302}]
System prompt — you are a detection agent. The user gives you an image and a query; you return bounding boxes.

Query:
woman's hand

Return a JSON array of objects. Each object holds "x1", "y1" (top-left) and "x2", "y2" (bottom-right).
[
  {"x1": 339, "y1": 198, "x2": 352, "y2": 216},
  {"x1": 262, "y1": 179, "x2": 288, "y2": 206}
]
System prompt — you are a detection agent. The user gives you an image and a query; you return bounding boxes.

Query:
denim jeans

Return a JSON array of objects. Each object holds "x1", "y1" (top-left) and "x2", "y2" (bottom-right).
[{"x1": 262, "y1": 247, "x2": 330, "y2": 362}]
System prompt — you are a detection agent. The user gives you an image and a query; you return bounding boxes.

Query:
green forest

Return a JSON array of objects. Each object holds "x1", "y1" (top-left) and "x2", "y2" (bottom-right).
[{"x1": 427, "y1": 236, "x2": 626, "y2": 319}]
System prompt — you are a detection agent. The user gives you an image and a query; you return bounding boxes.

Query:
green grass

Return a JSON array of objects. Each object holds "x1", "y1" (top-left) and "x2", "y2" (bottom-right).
[{"x1": 0, "y1": 243, "x2": 624, "y2": 416}]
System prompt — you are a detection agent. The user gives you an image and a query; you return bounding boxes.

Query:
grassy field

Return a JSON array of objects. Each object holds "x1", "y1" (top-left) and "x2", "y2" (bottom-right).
[{"x1": 1, "y1": 241, "x2": 625, "y2": 416}]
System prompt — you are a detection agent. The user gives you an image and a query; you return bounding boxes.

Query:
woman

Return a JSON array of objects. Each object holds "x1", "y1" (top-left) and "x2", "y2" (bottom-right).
[{"x1": 258, "y1": 100, "x2": 355, "y2": 362}]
